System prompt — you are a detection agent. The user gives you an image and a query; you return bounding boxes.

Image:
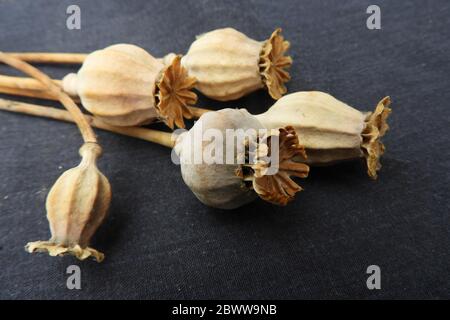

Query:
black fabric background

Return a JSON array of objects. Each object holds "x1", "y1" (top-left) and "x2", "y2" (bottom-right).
[{"x1": 0, "y1": 0, "x2": 448, "y2": 299}]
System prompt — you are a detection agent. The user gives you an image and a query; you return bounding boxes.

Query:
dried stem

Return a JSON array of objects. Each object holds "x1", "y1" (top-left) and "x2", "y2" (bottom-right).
[
  {"x1": 188, "y1": 106, "x2": 209, "y2": 118},
  {"x1": 0, "y1": 52, "x2": 96, "y2": 143},
  {"x1": 0, "y1": 98, "x2": 175, "y2": 148},
  {"x1": 5, "y1": 52, "x2": 87, "y2": 64},
  {"x1": 3, "y1": 52, "x2": 170, "y2": 65},
  {"x1": 0, "y1": 85, "x2": 80, "y2": 102},
  {"x1": 0, "y1": 74, "x2": 62, "y2": 90},
  {"x1": 0, "y1": 74, "x2": 80, "y2": 102}
]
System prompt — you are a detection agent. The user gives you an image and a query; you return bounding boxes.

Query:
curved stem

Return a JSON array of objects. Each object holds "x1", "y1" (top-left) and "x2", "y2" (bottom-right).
[
  {"x1": 0, "y1": 52, "x2": 96, "y2": 143},
  {"x1": 0, "y1": 98, "x2": 175, "y2": 148}
]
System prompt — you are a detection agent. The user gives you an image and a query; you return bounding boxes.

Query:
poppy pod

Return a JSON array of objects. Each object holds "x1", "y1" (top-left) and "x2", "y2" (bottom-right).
[
  {"x1": 181, "y1": 28, "x2": 292, "y2": 101},
  {"x1": 256, "y1": 91, "x2": 392, "y2": 179},
  {"x1": 63, "y1": 44, "x2": 197, "y2": 128},
  {"x1": 26, "y1": 143, "x2": 111, "y2": 262},
  {"x1": 175, "y1": 108, "x2": 309, "y2": 209}
]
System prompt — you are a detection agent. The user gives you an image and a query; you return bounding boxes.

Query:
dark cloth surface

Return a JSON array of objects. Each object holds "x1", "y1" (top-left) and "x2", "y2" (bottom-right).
[{"x1": 0, "y1": 0, "x2": 448, "y2": 299}]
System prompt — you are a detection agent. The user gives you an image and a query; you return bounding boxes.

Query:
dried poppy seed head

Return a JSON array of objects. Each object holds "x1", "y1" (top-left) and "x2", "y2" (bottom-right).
[
  {"x1": 63, "y1": 44, "x2": 197, "y2": 129},
  {"x1": 176, "y1": 109, "x2": 308, "y2": 209},
  {"x1": 256, "y1": 91, "x2": 392, "y2": 179},
  {"x1": 25, "y1": 143, "x2": 111, "y2": 262},
  {"x1": 182, "y1": 28, "x2": 292, "y2": 101}
]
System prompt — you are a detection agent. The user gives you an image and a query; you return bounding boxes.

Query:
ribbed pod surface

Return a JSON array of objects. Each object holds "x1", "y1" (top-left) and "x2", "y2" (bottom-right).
[
  {"x1": 182, "y1": 28, "x2": 264, "y2": 101},
  {"x1": 66, "y1": 44, "x2": 164, "y2": 126}
]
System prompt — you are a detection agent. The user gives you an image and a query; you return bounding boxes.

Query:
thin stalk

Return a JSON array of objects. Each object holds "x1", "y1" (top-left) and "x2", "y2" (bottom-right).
[
  {"x1": 189, "y1": 106, "x2": 210, "y2": 118},
  {"x1": 5, "y1": 52, "x2": 87, "y2": 64},
  {"x1": 0, "y1": 52, "x2": 96, "y2": 143},
  {"x1": 3, "y1": 52, "x2": 168, "y2": 65},
  {"x1": 0, "y1": 85, "x2": 81, "y2": 102},
  {"x1": 0, "y1": 98, "x2": 175, "y2": 148},
  {"x1": 0, "y1": 74, "x2": 61, "y2": 90}
]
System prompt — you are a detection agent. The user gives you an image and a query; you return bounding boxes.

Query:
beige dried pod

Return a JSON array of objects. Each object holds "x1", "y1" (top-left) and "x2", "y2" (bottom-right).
[
  {"x1": 0, "y1": 52, "x2": 112, "y2": 262},
  {"x1": 26, "y1": 143, "x2": 111, "y2": 262},
  {"x1": 63, "y1": 44, "x2": 197, "y2": 128},
  {"x1": 175, "y1": 109, "x2": 309, "y2": 209},
  {"x1": 181, "y1": 28, "x2": 292, "y2": 101},
  {"x1": 255, "y1": 91, "x2": 392, "y2": 179}
]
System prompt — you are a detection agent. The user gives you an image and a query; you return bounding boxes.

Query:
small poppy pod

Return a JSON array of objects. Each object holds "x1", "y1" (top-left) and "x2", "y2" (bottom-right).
[{"x1": 25, "y1": 143, "x2": 111, "y2": 262}]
